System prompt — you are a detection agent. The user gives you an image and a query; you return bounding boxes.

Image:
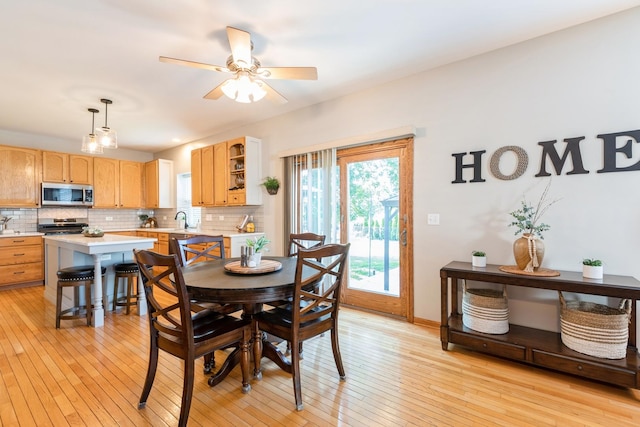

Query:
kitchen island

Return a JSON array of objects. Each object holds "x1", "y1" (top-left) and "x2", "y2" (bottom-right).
[{"x1": 43, "y1": 233, "x2": 156, "y2": 327}]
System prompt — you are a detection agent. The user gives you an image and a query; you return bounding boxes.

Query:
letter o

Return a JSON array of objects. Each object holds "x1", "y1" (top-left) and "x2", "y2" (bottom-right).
[{"x1": 490, "y1": 146, "x2": 528, "y2": 180}]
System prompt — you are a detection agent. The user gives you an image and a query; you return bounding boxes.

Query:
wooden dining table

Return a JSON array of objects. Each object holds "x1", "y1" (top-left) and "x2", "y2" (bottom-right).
[{"x1": 182, "y1": 256, "x2": 303, "y2": 385}]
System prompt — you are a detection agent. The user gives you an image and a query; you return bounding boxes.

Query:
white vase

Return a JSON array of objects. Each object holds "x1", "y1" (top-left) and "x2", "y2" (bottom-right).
[
  {"x1": 248, "y1": 252, "x2": 262, "y2": 268},
  {"x1": 472, "y1": 256, "x2": 486, "y2": 268},
  {"x1": 583, "y1": 265, "x2": 603, "y2": 279}
]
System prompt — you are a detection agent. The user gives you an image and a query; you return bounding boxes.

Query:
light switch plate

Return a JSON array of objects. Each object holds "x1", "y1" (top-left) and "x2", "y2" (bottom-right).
[
  {"x1": 206, "y1": 214, "x2": 213, "y2": 221},
  {"x1": 427, "y1": 213, "x2": 440, "y2": 225},
  {"x1": 219, "y1": 216, "x2": 224, "y2": 221}
]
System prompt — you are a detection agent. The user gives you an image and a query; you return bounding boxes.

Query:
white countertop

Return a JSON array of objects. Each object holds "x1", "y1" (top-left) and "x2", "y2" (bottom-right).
[
  {"x1": 108, "y1": 228, "x2": 264, "y2": 238},
  {"x1": 0, "y1": 232, "x2": 44, "y2": 238},
  {"x1": 43, "y1": 233, "x2": 156, "y2": 247}
]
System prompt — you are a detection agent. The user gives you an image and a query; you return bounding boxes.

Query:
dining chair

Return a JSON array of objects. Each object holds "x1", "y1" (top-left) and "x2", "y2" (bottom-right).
[
  {"x1": 254, "y1": 242, "x2": 350, "y2": 411},
  {"x1": 171, "y1": 235, "x2": 245, "y2": 372},
  {"x1": 133, "y1": 249, "x2": 251, "y2": 427},
  {"x1": 287, "y1": 232, "x2": 326, "y2": 257}
]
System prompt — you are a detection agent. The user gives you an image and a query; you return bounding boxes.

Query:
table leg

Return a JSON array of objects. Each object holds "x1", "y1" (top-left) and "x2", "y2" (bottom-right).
[
  {"x1": 91, "y1": 255, "x2": 104, "y2": 327},
  {"x1": 136, "y1": 271, "x2": 147, "y2": 316}
]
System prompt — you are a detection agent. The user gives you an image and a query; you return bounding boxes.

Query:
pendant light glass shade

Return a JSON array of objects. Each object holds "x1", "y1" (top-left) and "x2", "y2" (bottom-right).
[
  {"x1": 81, "y1": 108, "x2": 104, "y2": 154},
  {"x1": 221, "y1": 71, "x2": 267, "y2": 103},
  {"x1": 97, "y1": 98, "x2": 117, "y2": 148}
]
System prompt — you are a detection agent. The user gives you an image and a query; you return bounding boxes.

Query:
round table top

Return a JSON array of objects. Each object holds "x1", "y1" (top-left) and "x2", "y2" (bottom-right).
[{"x1": 183, "y1": 256, "x2": 298, "y2": 304}]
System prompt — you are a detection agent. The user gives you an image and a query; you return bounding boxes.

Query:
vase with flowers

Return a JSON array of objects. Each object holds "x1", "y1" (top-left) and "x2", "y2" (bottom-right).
[{"x1": 508, "y1": 181, "x2": 558, "y2": 272}]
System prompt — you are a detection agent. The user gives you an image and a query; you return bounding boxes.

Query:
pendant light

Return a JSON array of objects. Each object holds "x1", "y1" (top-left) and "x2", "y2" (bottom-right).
[
  {"x1": 96, "y1": 98, "x2": 117, "y2": 148},
  {"x1": 81, "y1": 108, "x2": 104, "y2": 154}
]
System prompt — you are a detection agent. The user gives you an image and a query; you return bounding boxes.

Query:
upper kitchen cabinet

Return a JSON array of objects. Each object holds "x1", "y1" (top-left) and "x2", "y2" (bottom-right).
[
  {"x1": 227, "y1": 136, "x2": 262, "y2": 206},
  {"x1": 190, "y1": 136, "x2": 262, "y2": 207},
  {"x1": 145, "y1": 159, "x2": 174, "y2": 209},
  {"x1": 94, "y1": 158, "x2": 144, "y2": 208},
  {"x1": 0, "y1": 145, "x2": 41, "y2": 207},
  {"x1": 191, "y1": 145, "x2": 215, "y2": 206},
  {"x1": 42, "y1": 151, "x2": 93, "y2": 184}
]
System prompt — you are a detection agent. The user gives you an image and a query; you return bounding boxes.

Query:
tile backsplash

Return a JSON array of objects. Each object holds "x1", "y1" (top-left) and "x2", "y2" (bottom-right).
[{"x1": 1, "y1": 205, "x2": 264, "y2": 233}]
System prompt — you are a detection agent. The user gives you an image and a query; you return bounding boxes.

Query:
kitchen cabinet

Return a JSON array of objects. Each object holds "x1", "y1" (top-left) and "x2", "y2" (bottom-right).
[
  {"x1": 190, "y1": 136, "x2": 262, "y2": 207},
  {"x1": 144, "y1": 159, "x2": 174, "y2": 209},
  {"x1": 226, "y1": 136, "x2": 262, "y2": 206},
  {"x1": 0, "y1": 235, "x2": 43, "y2": 288},
  {"x1": 137, "y1": 231, "x2": 169, "y2": 254},
  {"x1": 440, "y1": 261, "x2": 640, "y2": 390},
  {"x1": 94, "y1": 158, "x2": 144, "y2": 208},
  {"x1": 0, "y1": 145, "x2": 41, "y2": 207},
  {"x1": 42, "y1": 151, "x2": 93, "y2": 184}
]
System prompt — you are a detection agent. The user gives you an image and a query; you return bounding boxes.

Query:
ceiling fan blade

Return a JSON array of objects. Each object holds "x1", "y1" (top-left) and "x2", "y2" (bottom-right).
[
  {"x1": 203, "y1": 82, "x2": 226, "y2": 100},
  {"x1": 159, "y1": 56, "x2": 227, "y2": 73},
  {"x1": 259, "y1": 67, "x2": 318, "y2": 80},
  {"x1": 261, "y1": 81, "x2": 288, "y2": 104},
  {"x1": 227, "y1": 26, "x2": 252, "y2": 68}
]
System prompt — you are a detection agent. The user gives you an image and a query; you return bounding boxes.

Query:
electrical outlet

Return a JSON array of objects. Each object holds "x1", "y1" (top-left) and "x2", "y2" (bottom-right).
[
  {"x1": 427, "y1": 213, "x2": 440, "y2": 225},
  {"x1": 105, "y1": 216, "x2": 113, "y2": 221},
  {"x1": 163, "y1": 216, "x2": 167, "y2": 220},
  {"x1": 206, "y1": 214, "x2": 213, "y2": 221},
  {"x1": 219, "y1": 215, "x2": 224, "y2": 221},
  {"x1": 100, "y1": 254, "x2": 111, "y2": 261}
]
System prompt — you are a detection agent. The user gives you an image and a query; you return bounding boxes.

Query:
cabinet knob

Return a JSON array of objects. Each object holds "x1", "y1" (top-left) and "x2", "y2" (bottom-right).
[{"x1": 577, "y1": 365, "x2": 583, "y2": 371}]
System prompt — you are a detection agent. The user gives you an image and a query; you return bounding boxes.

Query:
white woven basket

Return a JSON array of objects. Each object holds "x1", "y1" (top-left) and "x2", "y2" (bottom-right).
[
  {"x1": 462, "y1": 283, "x2": 509, "y2": 334},
  {"x1": 559, "y1": 292, "x2": 631, "y2": 359}
]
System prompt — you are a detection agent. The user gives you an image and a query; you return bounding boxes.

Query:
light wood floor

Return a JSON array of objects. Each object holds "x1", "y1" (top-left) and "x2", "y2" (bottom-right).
[{"x1": 1, "y1": 286, "x2": 640, "y2": 426}]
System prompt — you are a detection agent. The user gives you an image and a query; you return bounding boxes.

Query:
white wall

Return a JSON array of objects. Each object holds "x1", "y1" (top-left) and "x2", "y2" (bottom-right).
[{"x1": 158, "y1": 8, "x2": 640, "y2": 323}]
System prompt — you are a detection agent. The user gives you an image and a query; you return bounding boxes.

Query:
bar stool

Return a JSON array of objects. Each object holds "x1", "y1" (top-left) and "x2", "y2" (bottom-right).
[
  {"x1": 56, "y1": 265, "x2": 106, "y2": 328},
  {"x1": 112, "y1": 262, "x2": 140, "y2": 314}
]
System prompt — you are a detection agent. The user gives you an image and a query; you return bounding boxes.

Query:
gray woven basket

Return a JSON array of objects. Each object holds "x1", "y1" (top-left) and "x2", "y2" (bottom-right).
[
  {"x1": 462, "y1": 283, "x2": 509, "y2": 334},
  {"x1": 559, "y1": 291, "x2": 631, "y2": 359}
]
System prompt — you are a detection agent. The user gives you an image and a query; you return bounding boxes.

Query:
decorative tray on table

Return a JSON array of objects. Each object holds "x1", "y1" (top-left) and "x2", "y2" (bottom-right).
[
  {"x1": 82, "y1": 231, "x2": 104, "y2": 238},
  {"x1": 224, "y1": 260, "x2": 282, "y2": 275}
]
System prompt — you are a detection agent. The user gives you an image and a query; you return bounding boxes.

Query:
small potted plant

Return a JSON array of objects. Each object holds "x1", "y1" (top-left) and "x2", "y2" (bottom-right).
[
  {"x1": 471, "y1": 250, "x2": 487, "y2": 267},
  {"x1": 246, "y1": 235, "x2": 270, "y2": 267},
  {"x1": 582, "y1": 258, "x2": 603, "y2": 279},
  {"x1": 261, "y1": 176, "x2": 280, "y2": 195}
]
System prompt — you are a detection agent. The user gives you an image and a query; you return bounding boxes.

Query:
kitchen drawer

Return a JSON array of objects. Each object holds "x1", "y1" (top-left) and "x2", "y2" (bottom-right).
[
  {"x1": 449, "y1": 330, "x2": 526, "y2": 360},
  {"x1": 228, "y1": 191, "x2": 245, "y2": 205},
  {"x1": 157, "y1": 233, "x2": 169, "y2": 242},
  {"x1": 0, "y1": 236, "x2": 42, "y2": 247},
  {"x1": 532, "y1": 349, "x2": 637, "y2": 388},
  {"x1": 0, "y1": 245, "x2": 43, "y2": 266},
  {"x1": 0, "y1": 262, "x2": 43, "y2": 286}
]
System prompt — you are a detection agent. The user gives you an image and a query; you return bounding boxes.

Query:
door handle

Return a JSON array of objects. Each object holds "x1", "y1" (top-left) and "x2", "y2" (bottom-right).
[{"x1": 400, "y1": 229, "x2": 407, "y2": 246}]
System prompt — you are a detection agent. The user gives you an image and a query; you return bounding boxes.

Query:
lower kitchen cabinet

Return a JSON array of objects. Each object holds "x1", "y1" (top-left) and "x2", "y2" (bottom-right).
[{"x1": 0, "y1": 236, "x2": 43, "y2": 288}]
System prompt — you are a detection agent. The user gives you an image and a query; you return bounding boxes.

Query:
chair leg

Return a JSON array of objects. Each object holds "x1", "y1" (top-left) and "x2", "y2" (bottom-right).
[
  {"x1": 291, "y1": 338, "x2": 304, "y2": 411},
  {"x1": 240, "y1": 327, "x2": 251, "y2": 393},
  {"x1": 56, "y1": 283, "x2": 63, "y2": 329},
  {"x1": 138, "y1": 337, "x2": 159, "y2": 409},
  {"x1": 112, "y1": 276, "x2": 119, "y2": 312},
  {"x1": 203, "y1": 352, "x2": 215, "y2": 374},
  {"x1": 84, "y1": 281, "x2": 92, "y2": 326},
  {"x1": 330, "y1": 328, "x2": 346, "y2": 380},
  {"x1": 126, "y1": 275, "x2": 133, "y2": 315},
  {"x1": 178, "y1": 359, "x2": 195, "y2": 427}
]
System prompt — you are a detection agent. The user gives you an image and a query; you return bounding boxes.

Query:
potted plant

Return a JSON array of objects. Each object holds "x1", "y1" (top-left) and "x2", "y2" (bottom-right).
[
  {"x1": 261, "y1": 176, "x2": 280, "y2": 195},
  {"x1": 246, "y1": 235, "x2": 270, "y2": 267},
  {"x1": 508, "y1": 181, "x2": 559, "y2": 272},
  {"x1": 471, "y1": 250, "x2": 487, "y2": 267},
  {"x1": 582, "y1": 258, "x2": 603, "y2": 279}
]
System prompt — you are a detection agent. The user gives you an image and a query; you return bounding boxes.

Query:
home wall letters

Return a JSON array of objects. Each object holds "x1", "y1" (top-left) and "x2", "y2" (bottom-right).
[{"x1": 451, "y1": 129, "x2": 640, "y2": 183}]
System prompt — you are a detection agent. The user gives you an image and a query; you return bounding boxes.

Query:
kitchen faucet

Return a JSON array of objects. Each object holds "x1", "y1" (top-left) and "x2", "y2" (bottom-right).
[{"x1": 174, "y1": 211, "x2": 189, "y2": 229}]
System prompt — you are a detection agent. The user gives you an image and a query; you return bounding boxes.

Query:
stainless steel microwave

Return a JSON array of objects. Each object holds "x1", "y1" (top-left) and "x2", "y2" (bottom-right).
[{"x1": 41, "y1": 182, "x2": 94, "y2": 207}]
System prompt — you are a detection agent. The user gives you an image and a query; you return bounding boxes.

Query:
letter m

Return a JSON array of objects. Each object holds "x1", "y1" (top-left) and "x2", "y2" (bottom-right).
[{"x1": 535, "y1": 137, "x2": 589, "y2": 177}]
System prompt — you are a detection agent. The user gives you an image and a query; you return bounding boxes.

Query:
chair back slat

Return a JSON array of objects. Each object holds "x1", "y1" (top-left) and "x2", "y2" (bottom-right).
[
  {"x1": 134, "y1": 249, "x2": 194, "y2": 346},
  {"x1": 288, "y1": 233, "x2": 326, "y2": 257},
  {"x1": 170, "y1": 235, "x2": 225, "y2": 267},
  {"x1": 293, "y1": 243, "x2": 350, "y2": 326}
]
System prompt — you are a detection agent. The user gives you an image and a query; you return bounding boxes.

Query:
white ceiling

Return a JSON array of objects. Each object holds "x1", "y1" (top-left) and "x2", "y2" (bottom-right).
[{"x1": 1, "y1": 0, "x2": 639, "y2": 153}]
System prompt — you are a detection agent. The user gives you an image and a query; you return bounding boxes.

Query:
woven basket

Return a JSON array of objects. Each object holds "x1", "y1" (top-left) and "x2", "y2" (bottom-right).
[
  {"x1": 559, "y1": 292, "x2": 631, "y2": 359},
  {"x1": 462, "y1": 283, "x2": 509, "y2": 334}
]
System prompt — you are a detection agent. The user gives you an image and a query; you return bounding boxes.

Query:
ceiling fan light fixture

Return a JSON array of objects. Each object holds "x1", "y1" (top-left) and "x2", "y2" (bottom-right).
[
  {"x1": 97, "y1": 98, "x2": 118, "y2": 148},
  {"x1": 221, "y1": 72, "x2": 267, "y2": 103},
  {"x1": 81, "y1": 108, "x2": 104, "y2": 154}
]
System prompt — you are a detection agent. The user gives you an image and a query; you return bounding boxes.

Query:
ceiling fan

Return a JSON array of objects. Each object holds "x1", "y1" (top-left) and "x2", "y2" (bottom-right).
[{"x1": 159, "y1": 26, "x2": 317, "y2": 104}]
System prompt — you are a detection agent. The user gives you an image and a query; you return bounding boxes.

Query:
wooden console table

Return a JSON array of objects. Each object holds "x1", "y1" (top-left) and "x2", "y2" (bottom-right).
[{"x1": 440, "y1": 261, "x2": 640, "y2": 389}]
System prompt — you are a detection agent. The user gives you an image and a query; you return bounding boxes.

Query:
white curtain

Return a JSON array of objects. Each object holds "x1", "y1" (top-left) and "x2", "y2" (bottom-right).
[{"x1": 284, "y1": 148, "x2": 338, "y2": 245}]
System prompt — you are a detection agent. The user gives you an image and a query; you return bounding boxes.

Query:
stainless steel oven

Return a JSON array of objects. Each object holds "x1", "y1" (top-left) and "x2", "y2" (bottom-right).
[{"x1": 41, "y1": 182, "x2": 93, "y2": 207}]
